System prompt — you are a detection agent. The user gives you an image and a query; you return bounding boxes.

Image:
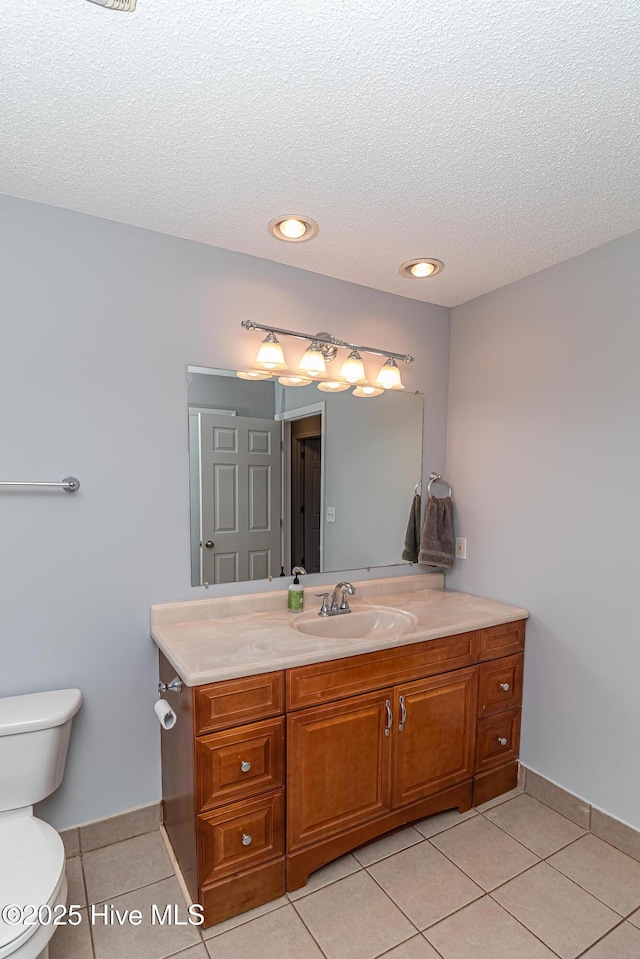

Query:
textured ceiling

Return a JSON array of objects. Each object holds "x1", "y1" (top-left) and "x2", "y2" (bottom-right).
[{"x1": 2, "y1": 0, "x2": 640, "y2": 306}]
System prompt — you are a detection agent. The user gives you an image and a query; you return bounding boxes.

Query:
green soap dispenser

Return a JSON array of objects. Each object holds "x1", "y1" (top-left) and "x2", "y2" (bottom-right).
[{"x1": 288, "y1": 566, "x2": 306, "y2": 611}]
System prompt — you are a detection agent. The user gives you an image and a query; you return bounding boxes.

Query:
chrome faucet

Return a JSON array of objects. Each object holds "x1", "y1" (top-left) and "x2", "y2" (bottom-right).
[{"x1": 316, "y1": 582, "x2": 356, "y2": 616}]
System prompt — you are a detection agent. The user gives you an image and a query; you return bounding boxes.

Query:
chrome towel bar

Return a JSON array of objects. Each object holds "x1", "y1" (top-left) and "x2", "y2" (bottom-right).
[{"x1": 0, "y1": 476, "x2": 80, "y2": 493}]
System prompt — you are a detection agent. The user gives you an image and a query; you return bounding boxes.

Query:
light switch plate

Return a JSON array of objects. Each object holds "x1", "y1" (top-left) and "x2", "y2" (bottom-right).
[
  {"x1": 326, "y1": 507, "x2": 336, "y2": 523},
  {"x1": 455, "y1": 537, "x2": 467, "y2": 559}
]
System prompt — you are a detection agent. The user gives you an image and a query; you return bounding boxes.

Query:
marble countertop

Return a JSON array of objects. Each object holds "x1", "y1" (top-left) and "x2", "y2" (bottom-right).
[{"x1": 150, "y1": 575, "x2": 528, "y2": 686}]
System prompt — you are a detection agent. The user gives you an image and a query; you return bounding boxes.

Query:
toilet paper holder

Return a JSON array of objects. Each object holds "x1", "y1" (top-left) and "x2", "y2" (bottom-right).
[{"x1": 158, "y1": 676, "x2": 182, "y2": 696}]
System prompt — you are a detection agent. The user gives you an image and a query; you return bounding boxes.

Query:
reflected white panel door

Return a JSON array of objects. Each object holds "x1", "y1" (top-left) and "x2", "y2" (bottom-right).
[{"x1": 200, "y1": 414, "x2": 282, "y2": 584}]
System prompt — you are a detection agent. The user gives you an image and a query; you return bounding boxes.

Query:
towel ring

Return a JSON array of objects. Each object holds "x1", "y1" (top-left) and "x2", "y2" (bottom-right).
[
  {"x1": 427, "y1": 472, "x2": 452, "y2": 498},
  {"x1": 414, "y1": 479, "x2": 422, "y2": 496}
]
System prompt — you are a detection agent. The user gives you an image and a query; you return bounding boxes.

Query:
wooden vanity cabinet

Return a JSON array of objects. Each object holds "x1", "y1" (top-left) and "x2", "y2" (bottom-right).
[{"x1": 160, "y1": 618, "x2": 525, "y2": 926}]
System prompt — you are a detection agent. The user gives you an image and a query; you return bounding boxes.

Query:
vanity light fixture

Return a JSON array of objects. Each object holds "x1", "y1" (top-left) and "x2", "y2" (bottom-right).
[
  {"x1": 399, "y1": 258, "x2": 444, "y2": 279},
  {"x1": 255, "y1": 332, "x2": 288, "y2": 371},
  {"x1": 241, "y1": 321, "x2": 414, "y2": 396},
  {"x1": 268, "y1": 215, "x2": 319, "y2": 243},
  {"x1": 375, "y1": 357, "x2": 405, "y2": 391},
  {"x1": 353, "y1": 385, "x2": 384, "y2": 398}
]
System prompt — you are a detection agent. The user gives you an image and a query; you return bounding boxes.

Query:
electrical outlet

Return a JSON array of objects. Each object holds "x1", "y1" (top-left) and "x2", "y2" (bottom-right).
[
  {"x1": 326, "y1": 507, "x2": 336, "y2": 523},
  {"x1": 455, "y1": 537, "x2": 467, "y2": 559}
]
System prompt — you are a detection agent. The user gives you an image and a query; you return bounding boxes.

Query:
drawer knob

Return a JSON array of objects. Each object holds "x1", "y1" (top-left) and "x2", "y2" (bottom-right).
[
  {"x1": 499, "y1": 682, "x2": 510, "y2": 691},
  {"x1": 240, "y1": 761, "x2": 252, "y2": 773},
  {"x1": 241, "y1": 833, "x2": 252, "y2": 846},
  {"x1": 497, "y1": 736, "x2": 508, "y2": 747}
]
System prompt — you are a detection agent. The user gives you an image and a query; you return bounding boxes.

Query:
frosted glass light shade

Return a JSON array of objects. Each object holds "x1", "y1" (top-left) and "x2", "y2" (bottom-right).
[
  {"x1": 278, "y1": 374, "x2": 313, "y2": 386},
  {"x1": 255, "y1": 332, "x2": 288, "y2": 371},
  {"x1": 375, "y1": 357, "x2": 404, "y2": 390},
  {"x1": 353, "y1": 385, "x2": 384, "y2": 398},
  {"x1": 340, "y1": 350, "x2": 366, "y2": 384},
  {"x1": 317, "y1": 379, "x2": 350, "y2": 393},
  {"x1": 237, "y1": 370, "x2": 273, "y2": 381},
  {"x1": 299, "y1": 344, "x2": 327, "y2": 377}
]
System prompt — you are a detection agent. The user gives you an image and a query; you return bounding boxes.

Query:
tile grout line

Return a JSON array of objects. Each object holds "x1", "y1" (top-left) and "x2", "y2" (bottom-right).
[
  {"x1": 486, "y1": 867, "x2": 623, "y2": 959},
  {"x1": 422, "y1": 830, "x2": 539, "y2": 895},
  {"x1": 285, "y1": 859, "x2": 365, "y2": 904},
  {"x1": 286, "y1": 899, "x2": 332, "y2": 959},
  {"x1": 477, "y1": 809, "x2": 588, "y2": 859},
  {"x1": 78, "y1": 853, "x2": 97, "y2": 959},
  {"x1": 361, "y1": 860, "x2": 424, "y2": 936},
  {"x1": 572, "y1": 916, "x2": 630, "y2": 959},
  {"x1": 351, "y1": 833, "x2": 427, "y2": 870},
  {"x1": 543, "y1": 853, "x2": 640, "y2": 920}
]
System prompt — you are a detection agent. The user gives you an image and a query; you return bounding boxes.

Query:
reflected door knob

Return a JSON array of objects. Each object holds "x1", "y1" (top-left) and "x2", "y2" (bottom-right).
[
  {"x1": 240, "y1": 761, "x2": 252, "y2": 773},
  {"x1": 497, "y1": 737, "x2": 508, "y2": 746},
  {"x1": 241, "y1": 834, "x2": 252, "y2": 846},
  {"x1": 499, "y1": 682, "x2": 510, "y2": 691},
  {"x1": 204, "y1": 540, "x2": 214, "y2": 549}
]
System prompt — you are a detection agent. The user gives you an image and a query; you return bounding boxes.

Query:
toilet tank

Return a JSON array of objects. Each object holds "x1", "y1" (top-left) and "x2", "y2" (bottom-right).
[{"x1": 0, "y1": 689, "x2": 82, "y2": 811}]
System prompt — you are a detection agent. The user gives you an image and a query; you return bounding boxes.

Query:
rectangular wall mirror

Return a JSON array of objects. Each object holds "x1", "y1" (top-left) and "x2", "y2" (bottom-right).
[{"x1": 188, "y1": 366, "x2": 424, "y2": 586}]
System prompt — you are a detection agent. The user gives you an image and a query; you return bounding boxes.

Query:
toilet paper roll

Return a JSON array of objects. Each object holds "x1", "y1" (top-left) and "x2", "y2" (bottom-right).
[{"x1": 154, "y1": 698, "x2": 177, "y2": 730}]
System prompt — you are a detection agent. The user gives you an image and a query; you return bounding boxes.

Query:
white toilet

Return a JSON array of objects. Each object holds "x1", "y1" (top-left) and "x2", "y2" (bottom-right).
[{"x1": 0, "y1": 689, "x2": 82, "y2": 959}]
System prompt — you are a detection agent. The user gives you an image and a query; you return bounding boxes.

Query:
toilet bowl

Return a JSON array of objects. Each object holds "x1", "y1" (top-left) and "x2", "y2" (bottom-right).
[{"x1": 0, "y1": 689, "x2": 82, "y2": 959}]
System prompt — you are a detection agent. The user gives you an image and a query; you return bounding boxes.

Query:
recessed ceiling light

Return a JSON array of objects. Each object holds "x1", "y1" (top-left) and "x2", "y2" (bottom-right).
[
  {"x1": 268, "y1": 215, "x2": 319, "y2": 243},
  {"x1": 399, "y1": 258, "x2": 444, "y2": 279}
]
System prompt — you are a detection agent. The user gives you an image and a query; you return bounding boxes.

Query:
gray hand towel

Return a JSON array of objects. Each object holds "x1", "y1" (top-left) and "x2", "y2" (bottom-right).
[
  {"x1": 418, "y1": 495, "x2": 454, "y2": 568},
  {"x1": 402, "y1": 493, "x2": 421, "y2": 563}
]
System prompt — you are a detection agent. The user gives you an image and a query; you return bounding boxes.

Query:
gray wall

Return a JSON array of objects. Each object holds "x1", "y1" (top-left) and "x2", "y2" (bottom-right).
[
  {"x1": 446, "y1": 228, "x2": 640, "y2": 830},
  {"x1": 0, "y1": 193, "x2": 450, "y2": 829},
  {"x1": 188, "y1": 369, "x2": 275, "y2": 417}
]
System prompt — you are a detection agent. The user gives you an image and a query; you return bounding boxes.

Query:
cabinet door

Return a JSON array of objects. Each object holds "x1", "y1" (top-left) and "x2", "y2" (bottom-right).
[
  {"x1": 287, "y1": 689, "x2": 393, "y2": 850},
  {"x1": 392, "y1": 667, "x2": 477, "y2": 808}
]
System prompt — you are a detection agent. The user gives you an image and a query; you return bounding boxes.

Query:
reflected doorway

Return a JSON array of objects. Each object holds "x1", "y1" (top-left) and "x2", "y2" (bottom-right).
[{"x1": 290, "y1": 415, "x2": 322, "y2": 573}]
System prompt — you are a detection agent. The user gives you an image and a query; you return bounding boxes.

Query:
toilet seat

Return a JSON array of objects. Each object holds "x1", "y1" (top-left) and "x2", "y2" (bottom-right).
[{"x1": 0, "y1": 817, "x2": 65, "y2": 957}]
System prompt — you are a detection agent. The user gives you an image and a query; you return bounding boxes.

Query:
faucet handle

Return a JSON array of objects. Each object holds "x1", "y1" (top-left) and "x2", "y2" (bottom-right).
[
  {"x1": 339, "y1": 588, "x2": 353, "y2": 612},
  {"x1": 315, "y1": 592, "x2": 331, "y2": 616}
]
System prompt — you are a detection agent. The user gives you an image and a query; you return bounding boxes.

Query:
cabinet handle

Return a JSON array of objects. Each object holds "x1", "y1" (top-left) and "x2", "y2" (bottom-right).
[
  {"x1": 385, "y1": 700, "x2": 392, "y2": 737},
  {"x1": 240, "y1": 761, "x2": 252, "y2": 773},
  {"x1": 241, "y1": 833, "x2": 252, "y2": 846},
  {"x1": 499, "y1": 682, "x2": 510, "y2": 691},
  {"x1": 497, "y1": 736, "x2": 508, "y2": 747},
  {"x1": 398, "y1": 695, "x2": 406, "y2": 731}
]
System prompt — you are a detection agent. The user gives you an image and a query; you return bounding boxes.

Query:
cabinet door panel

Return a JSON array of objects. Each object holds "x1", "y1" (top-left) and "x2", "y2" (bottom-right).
[
  {"x1": 287, "y1": 690, "x2": 393, "y2": 850},
  {"x1": 392, "y1": 667, "x2": 477, "y2": 807}
]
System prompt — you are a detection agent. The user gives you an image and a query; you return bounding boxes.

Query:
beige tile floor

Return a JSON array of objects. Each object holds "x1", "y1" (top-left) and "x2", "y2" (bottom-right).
[{"x1": 50, "y1": 790, "x2": 640, "y2": 959}]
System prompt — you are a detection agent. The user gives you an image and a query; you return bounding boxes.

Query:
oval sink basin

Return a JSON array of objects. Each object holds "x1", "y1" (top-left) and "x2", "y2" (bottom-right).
[{"x1": 291, "y1": 606, "x2": 418, "y2": 641}]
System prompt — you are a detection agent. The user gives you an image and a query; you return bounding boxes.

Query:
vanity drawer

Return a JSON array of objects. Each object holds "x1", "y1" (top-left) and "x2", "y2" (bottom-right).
[
  {"x1": 287, "y1": 632, "x2": 477, "y2": 710},
  {"x1": 196, "y1": 717, "x2": 285, "y2": 812},
  {"x1": 194, "y1": 671, "x2": 285, "y2": 735},
  {"x1": 475, "y1": 708, "x2": 521, "y2": 773},
  {"x1": 478, "y1": 620, "x2": 525, "y2": 661},
  {"x1": 198, "y1": 789, "x2": 284, "y2": 884},
  {"x1": 477, "y1": 654, "x2": 523, "y2": 718}
]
